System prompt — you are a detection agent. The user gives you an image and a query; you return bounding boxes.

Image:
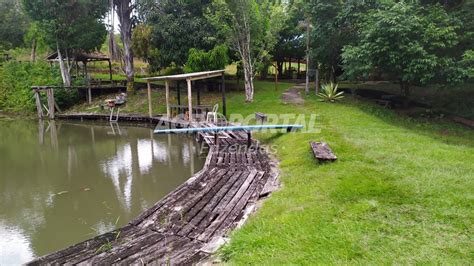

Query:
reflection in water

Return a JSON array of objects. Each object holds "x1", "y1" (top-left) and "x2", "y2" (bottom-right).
[{"x1": 0, "y1": 119, "x2": 205, "y2": 264}]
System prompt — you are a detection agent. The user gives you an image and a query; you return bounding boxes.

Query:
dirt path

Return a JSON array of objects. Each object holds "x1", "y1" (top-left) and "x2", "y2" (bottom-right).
[{"x1": 281, "y1": 83, "x2": 305, "y2": 105}]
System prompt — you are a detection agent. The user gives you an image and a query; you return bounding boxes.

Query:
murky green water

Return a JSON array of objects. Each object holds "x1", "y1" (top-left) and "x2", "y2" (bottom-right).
[{"x1": 0, "y1": 119, "x2": 205, "y2": 264}]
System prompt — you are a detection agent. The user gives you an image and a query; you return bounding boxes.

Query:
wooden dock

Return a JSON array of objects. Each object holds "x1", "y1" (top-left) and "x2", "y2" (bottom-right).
[{"x1": 28, "y1": 118, "x2": 278, "y2": 265}]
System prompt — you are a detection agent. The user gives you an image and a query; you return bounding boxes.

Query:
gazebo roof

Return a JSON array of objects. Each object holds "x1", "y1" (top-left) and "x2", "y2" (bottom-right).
[
  {"x1": 143, "y1": 70, "x2": 225, "y2": 82},
  {"x1": 46, "y1": 52, "x2": 110, "y2": 62}
]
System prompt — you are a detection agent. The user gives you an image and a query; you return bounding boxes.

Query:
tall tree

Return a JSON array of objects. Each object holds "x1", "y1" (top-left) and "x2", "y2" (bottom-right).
[
  {"x1": 114, "y1": 0, "x2": 135, "y2": 92},
  {"x1": 272, "y1": 0, "x2": 305, "y2": 79},
  {"x1": 146, "y1": 0, "x2": 218, "y2": 71},
  {"x1": 342, "y1": 1, "x2": 463, "y2": 95},
  {"x1": 306, "y1": 0, "x2": 379, "y2": 82},
  {"x1": 22, "y1": 0, "x2": 108, "y2": 86},
  {"x1": 0, "y1": 0, "x2": 29, "y2": 51},
  {"x1": 208, "y1": 0, "x2": 284, "y2": 102}
]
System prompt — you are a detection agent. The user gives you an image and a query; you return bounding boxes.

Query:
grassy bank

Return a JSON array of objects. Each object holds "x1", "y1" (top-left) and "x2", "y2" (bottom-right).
[{"x1": 218, "y1": 81, "x2": 473, "y2": 264}]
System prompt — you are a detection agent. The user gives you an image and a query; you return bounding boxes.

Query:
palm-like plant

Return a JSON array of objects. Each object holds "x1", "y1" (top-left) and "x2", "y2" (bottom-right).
[{"x1": 317, "y1": 82, "x2": 344, "y2": 102}]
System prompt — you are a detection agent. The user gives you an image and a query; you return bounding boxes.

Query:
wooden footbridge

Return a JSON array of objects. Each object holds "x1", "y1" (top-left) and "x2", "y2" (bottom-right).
[{"x1": 29, "y1": 119, "x2": 282, "y2": 265}]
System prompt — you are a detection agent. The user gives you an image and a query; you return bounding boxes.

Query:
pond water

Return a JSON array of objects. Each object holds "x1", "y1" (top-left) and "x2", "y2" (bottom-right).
[{"x1": 0, "y1": 119, "x2": 206, "y2": 264}]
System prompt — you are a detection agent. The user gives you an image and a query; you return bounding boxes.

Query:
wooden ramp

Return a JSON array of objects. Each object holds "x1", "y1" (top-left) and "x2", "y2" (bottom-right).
[{"x1": 29, "y1": 122, "x2": 278, "y2": 265}]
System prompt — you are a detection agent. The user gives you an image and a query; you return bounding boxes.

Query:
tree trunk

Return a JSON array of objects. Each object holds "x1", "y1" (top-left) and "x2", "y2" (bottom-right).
[
  {"x1": 108, "y1": 0, "x2": 121, "y2": 61},
  {"x1": 277, "y1": 61, "x2": 283, "y2": 79},
  {"x1": 114, "y1": 0, "x2": 134, "y2": 93},
  {"x1": 242, "y1": 53, "x2": 254, "y2": 102},
  {"x1": 315, "y1": 68, "x2": 319, "y2": 94},
  {"x1": 305, "y1": 19, "x2": 311, "y2": 95},
  {"x1": 57, "y1": 44, "x2": 71, "y2": 87},
  {"x1": 30, "y1": 38, "x2": 37, "y2": 63}
]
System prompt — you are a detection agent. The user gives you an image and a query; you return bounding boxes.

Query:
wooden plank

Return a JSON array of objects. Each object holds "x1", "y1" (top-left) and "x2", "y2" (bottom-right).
[
  {"x1": 204, "y1": 171, "x2": 266, "y2": 241},
  {"x1": 117, "y1": 235, "x2": 190, "y2": 265},
  {"x1": 130, "y1": 168, "x2": 217, "y2": 226},
  {"x1": 185, "y1": 170, "x2": 250, "y2": 240},
  {"x1": 178, "y1": 171, "x2": 241, "y2": 236},
  {"x1": 193, "y1": 170, "x2": 260, "y2": 241},
  {"x1": 310, "y1": 141, "x2": 337, "y2": 161}
]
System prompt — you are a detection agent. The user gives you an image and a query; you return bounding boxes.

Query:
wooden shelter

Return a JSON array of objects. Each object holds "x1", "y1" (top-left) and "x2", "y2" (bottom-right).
[
  {"x1": 144, "y1": 70, "x2": 226, "y2": 121},
  {"x1": 46, "y1": 52, "x2": 113, "y2": 81}
]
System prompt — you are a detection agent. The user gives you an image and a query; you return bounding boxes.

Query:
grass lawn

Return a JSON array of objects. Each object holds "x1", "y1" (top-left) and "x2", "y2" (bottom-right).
[{"x1": 217, "y1": 81, "x2": 473, "y2": 264}]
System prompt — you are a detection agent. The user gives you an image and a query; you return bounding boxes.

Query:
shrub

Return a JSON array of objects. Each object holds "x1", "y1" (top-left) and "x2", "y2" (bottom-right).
[
  {"x1": 184, "y1": 44, "x2": 229, "y2": 73},
  {"x1": 0, "y1": 61, "x2": 79, "y2": 113},
  {"x1": 317, "y1": 82, "x2": 344, "y2": 103}
]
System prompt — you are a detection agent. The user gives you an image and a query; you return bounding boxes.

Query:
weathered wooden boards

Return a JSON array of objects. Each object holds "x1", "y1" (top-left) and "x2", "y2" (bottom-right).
[
  {"x1": 28, "y1": 121, "x2": 277, "y2": 265},
  {"x1": 310, "y1": 141, "x2": 337, "y2": 162}
]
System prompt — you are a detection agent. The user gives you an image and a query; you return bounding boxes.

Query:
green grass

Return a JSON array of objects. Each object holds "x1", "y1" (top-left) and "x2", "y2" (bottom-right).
[{"x1": 217, "y1": 81, "x2": 474, "y2": 264}]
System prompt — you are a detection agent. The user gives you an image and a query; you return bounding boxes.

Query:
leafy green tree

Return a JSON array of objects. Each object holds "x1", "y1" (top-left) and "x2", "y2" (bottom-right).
[
  {"x1": 342, "y1": 1, "x2": 464, "y2": 95},
  {"x1": 22, "y1": 0, "x2": 108, "y2": 86},
  {"x1": 0, "y1": 0, "x2": 29, "y2": 51},
  {"x1": 132, "y1": 24, "x2": 152, "y2": 62},
  {"x1": 208, "y1": 0, "x2": 284, "y2": 102},
  {"x1": 272, "y1": 0, "x2": 305, "y2": 79},
  {"x1": 306, "y1": 0, "x2": 380, "y2": 82},
  {"x1": 146, "y1": 0, "x2": 218, "y2": 70},
  {"x1": 184, "y1": 44, "x2": 229, "y2": 73},
  {"x1": 24, "y1": 22, "x2": 48, "y2": 63}
]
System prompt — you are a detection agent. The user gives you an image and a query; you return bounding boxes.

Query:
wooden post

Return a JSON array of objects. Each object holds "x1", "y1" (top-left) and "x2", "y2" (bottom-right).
[
  {"x1": 177, "y1": 81, "x2": 181, "y2": 106},
  {"x1": 221, "y1": 74, "x2": 226, "y2": 118},
  {"x1": 34, "y1": 89, "x2": 43, "y2": 119},
  {"x1": 108, "y1": 59, "x2": 113, "y2": 81},
  {"x1": 147, "y1": 81, "x2": 152, "y2": 118},
  {"x1": 165, "y1": 80, "x2": 171, "y2": 119},
  {"x1": 48, "y1": 88, "x2": 55, "y2": 119},
  {"x1": 197, "y1": 82, "x2": 201, "y2": 106},
  {"x1": 187, "y1": 78, "x2": 193, "y2": 121},
  {"x1": 84, "y1": 62, "x2": 88, "y2": 79},
  {"x1": 87, "y1": 88, "x2": 92, "y2": 105}
]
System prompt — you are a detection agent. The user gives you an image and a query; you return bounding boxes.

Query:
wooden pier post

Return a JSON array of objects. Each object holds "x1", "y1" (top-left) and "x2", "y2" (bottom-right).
[
  {"x1": 187, "y1": 78, "x2": 193, "y2": 121},
  {"x1": 87, "y1": 87, "x2": 92, "y2": 105},
  {"x1": 147, "y1": 81, "x2": 152, "y2": 118},
  {"x1": 221, "y1": 74, "x2": 226, "y2": 117},
  {"x1": 43, "y1": 88, "x2": 55, "y2": 120},
  {"x1": 165, "y1": 80, "x2": 171, "y2": 118},
  {"x1": 34, "y1": 88, "x2": 44, "y2": 119}
]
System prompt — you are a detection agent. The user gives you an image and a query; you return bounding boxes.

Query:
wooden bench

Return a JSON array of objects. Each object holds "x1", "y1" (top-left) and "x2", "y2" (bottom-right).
[
  {"x1": 310, "y1": 141, "x2": 337, "y2": 162},
  {"x1": 255, "y1": 112, "x2": 268, "y2": 124}
]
